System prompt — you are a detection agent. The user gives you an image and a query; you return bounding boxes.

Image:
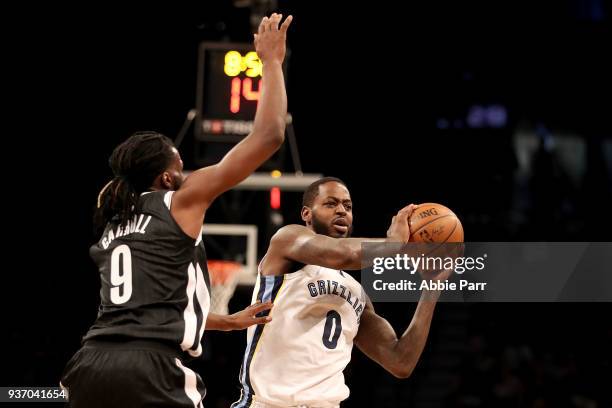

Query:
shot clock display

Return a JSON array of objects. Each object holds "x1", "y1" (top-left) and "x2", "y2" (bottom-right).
[
  {"x1": 196, "y1": 42, "x2": 286, "y2": 141},
  {"x1": 194, "y1": 42, "x2": 288, "y2": 166}
]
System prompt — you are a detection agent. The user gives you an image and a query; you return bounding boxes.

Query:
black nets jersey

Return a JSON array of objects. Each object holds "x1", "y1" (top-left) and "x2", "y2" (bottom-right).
[{"x1": 84, "y1": 190, "x2": 211, "y2": 357}]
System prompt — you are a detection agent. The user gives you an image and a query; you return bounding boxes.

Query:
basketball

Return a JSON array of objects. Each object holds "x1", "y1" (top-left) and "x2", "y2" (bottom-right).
[{"x1": 409, "y1": 203, "x2": 464, "y2": 243}]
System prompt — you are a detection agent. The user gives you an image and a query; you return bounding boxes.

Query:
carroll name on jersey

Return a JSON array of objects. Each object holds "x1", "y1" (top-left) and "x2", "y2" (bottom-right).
[{"x1": 100, "y1": 214, "x2": 153, "y2": 249}]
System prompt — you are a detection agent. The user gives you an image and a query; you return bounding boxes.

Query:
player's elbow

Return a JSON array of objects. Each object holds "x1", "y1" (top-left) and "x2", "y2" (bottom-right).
[
  {"x1": 389, "y1": 365, "x2": 413, "y2": 379},
  {"x1": 392, "y1": 369, "x2": 412, "y2": 379},
  {"x1": 271, "y1": 119, "x2": 286, "y2": 145},
  {"x1": 386, "y1": 358, "x2": 415, "y2": 379},
  {"x1": 259, "y1": 118, "x2": 286, "y2": 147}
]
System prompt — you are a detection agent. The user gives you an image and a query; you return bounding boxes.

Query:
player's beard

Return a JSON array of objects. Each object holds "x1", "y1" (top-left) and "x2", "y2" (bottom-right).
[
  {"x1": 172, "y1": 173, "x2": 184, "y2": 190},
  {"x1": 311, "y1": 212, "x2": 353, "y2": 238},
  {"x1": 173, "y1": 178, "x2": 182, "y2": 190}
]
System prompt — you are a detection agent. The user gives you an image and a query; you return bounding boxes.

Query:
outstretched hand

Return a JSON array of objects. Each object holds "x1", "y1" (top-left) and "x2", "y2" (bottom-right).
[
  {"x1": 254, "y1": 13, "x2": 293, "y2": 65},
  {"x1": 227, "y1": 300, "x2": 274, "y2": 330}
]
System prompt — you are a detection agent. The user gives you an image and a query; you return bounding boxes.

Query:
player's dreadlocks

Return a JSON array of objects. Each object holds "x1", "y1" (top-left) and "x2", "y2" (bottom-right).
[{"x1": 94, "y1": 131, "x2": 175, "y2": 233}]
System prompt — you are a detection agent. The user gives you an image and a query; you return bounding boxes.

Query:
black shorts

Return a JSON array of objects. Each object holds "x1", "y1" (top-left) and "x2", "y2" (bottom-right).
[{"x1": 60, "y1": 339, "x2": 206, "y2": 408}]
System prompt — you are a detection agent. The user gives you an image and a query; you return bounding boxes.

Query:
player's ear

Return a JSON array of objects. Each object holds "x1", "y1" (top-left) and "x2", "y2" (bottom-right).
[
  {"x1": 161, "y1": 172, "x2": 173, "y2": 189},
  {"x1": 301, "y1": 206, "x2": 312, "y2": 224}
]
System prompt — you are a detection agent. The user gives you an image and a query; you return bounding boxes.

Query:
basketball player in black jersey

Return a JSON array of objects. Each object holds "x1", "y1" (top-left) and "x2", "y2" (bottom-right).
[{"x1": 61, "y1": 13, "x2": 293, "y2": 408}]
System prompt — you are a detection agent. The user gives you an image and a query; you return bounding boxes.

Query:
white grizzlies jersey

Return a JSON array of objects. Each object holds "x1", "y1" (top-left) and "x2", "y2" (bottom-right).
[{"x1": 232, "y1": 264, "x2": 367, "y2": 407}]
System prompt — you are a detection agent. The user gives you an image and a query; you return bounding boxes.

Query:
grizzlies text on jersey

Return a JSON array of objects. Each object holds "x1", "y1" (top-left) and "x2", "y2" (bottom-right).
[{"x1": 233, "y1": 264, "x2": 366, "y2": 407}]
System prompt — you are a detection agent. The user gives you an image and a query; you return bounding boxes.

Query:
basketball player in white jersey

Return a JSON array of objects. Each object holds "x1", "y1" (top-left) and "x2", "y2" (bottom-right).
[{"x1": 232, "y1": 177, "x2": 453, "y2": 408}]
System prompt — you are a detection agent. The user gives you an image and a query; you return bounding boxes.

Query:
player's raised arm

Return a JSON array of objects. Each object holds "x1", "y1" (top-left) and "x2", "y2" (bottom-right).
[
  {"x1": 354, "y1": 268, "x2": 453, "y2": 378},
  {"x1": 268, "y1": 205, "x2": 417, "y2": 271},
  {"x1": 172, "y1": 13, "x2": 293, "y2": 238},
  {"x1": 268, "y1": 225, "x2": 374, "y2": 270}
]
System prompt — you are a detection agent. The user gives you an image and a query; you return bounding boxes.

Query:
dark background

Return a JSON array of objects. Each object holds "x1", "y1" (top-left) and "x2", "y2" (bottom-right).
[{"x1": 4, "y1": 1, "x2": 612, "y2": 407}]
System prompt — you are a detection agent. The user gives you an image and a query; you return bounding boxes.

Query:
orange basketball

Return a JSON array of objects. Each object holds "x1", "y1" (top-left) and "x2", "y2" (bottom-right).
[{"x1": 409, "y1": 203, "x2": 464, "y2": 243}]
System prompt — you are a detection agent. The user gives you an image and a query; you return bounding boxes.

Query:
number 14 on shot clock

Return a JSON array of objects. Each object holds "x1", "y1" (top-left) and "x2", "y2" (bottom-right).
[{"x1": 224, "y1": 50, "x2": 262, "y2": 114}]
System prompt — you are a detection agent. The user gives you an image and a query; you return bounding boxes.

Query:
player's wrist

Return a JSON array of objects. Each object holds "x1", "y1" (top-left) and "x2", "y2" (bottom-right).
[
  {"x1": 262, "y1": 59, "x2": 283, "y2": 68},
  {"x1": 419, "y1": 288, "x2": 442, "y2": 302},
  {"x1": 385, "y1": 235, "x2": 405, "y2": 244},
  {"x1": 225, "y1": 313, "x2": 240, "y2": 331}
]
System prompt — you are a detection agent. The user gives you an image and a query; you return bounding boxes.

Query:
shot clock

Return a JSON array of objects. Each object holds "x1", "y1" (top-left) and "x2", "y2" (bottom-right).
[{"x1": 194, "y1": 42, "x2": 288, "y2": 167}]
